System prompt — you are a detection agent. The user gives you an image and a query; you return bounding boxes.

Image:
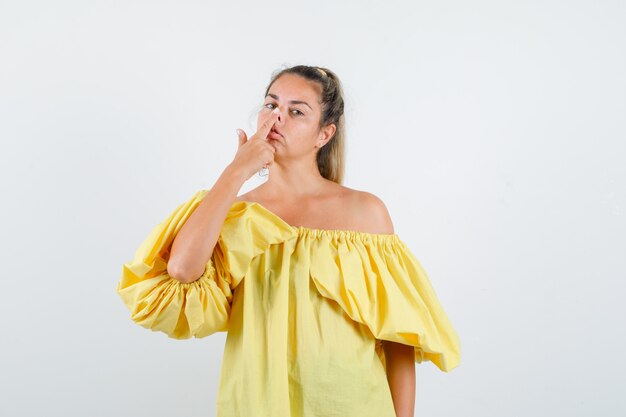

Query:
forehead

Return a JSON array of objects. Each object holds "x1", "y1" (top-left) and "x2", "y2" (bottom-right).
[{"x1": 267, "y1": 74, "x2": 321, "y2": 106}]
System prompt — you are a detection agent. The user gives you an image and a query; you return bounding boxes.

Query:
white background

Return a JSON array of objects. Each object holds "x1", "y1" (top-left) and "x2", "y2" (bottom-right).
[{"x1": 1, "y1": 1, "x2": 624, "y2": 416}]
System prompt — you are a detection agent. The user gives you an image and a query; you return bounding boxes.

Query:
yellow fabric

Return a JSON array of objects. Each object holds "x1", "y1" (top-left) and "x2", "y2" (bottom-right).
[{"x1": 117, "y1": 189, "x2": 461, "y2": 416}]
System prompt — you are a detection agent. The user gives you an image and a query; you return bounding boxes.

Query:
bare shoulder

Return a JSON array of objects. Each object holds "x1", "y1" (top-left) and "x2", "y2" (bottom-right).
[{"x1": 345, "y1": 188, "x2": 395, "y2": 235}]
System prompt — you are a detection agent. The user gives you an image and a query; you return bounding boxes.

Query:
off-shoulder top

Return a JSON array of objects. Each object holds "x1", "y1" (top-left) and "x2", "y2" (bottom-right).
[{"x1": 116, "y1": 189, "x2": 461, "y2": 417}]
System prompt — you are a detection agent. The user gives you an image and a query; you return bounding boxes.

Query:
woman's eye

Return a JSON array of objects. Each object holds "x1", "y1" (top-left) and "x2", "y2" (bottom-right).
[{"x1": 265, "y1": 103, "x2": 304, "y2": 116}]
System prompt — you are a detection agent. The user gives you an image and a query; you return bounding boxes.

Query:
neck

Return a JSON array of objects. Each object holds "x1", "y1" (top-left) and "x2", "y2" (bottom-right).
[{"x1": 261, "y1": 157, "x2": 329, "y2": 200}]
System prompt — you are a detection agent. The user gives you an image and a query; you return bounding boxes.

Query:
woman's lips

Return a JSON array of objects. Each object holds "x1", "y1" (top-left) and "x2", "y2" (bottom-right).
[{"x1": 268, "y1": 131, "x2": 283, "y2": 141}]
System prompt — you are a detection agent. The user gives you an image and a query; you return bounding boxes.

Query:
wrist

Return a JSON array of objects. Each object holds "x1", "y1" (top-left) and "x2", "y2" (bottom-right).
[{"x1": 223, "y1": 162, "x2": 248, "y2": 185}]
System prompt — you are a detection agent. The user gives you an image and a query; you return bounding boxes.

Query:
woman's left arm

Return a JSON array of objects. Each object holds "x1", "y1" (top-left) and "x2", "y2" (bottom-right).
[
  {"x1": 383, "y1": 340, "x2": 416, "y2": 417},
  {"x1": 363, "y1": 195, "x2": 416, "y2": 414}
]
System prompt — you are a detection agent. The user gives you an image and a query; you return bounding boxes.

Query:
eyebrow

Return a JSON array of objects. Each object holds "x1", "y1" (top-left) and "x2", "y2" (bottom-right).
[{"x1": 265, "y1": 93, "x2": 313, "y2": 111}]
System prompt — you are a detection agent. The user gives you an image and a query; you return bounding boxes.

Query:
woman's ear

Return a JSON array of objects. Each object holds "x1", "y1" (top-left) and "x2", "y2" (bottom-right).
[{"x1": 317, "y1": 123, "x2": 336, "y2": 148}]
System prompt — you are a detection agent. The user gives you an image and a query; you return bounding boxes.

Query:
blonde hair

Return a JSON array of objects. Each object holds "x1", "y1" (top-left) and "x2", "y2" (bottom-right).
[{"x1": 263, "y1": 65, "x2": 346, "y2": 184}]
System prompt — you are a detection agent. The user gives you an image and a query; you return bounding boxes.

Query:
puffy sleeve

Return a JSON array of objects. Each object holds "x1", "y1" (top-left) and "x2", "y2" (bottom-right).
[
  {"x1": 116, "y1": 191, "x2": 296, "y2": 339},
  {"x1": 308, "y1": 234, "x2": 461, "y2": 372}
]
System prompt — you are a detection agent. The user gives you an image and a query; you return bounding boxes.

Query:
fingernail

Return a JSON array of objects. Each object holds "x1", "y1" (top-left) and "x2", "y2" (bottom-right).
[{"x1": 235, "y1": 129, "x2": 240, "y2": 135}]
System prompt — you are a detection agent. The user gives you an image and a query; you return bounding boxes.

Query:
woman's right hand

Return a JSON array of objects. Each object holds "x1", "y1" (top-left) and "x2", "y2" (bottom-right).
[{"x1": 230, "y1": 108, "x2": 280, "y2": 181}]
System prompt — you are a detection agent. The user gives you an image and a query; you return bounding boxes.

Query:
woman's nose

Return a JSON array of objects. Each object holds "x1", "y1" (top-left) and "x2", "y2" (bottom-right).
[{"x1": 274, "y1": 107, "x2": 284, "y2": 123}]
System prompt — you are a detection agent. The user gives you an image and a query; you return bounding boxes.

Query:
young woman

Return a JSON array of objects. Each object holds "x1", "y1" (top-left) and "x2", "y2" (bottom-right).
[{"x1": 117, "y1": 65, "x2": 461, "y2": 417}]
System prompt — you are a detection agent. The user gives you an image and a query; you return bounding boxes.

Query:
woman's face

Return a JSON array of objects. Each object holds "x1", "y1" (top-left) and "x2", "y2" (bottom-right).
[{"x1": 258, "y1": 73, "x2": 335, "y2": 157}]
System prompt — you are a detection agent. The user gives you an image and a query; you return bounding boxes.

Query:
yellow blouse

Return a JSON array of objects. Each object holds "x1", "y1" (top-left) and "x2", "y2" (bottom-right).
[{"x1": 116, "y1": 189, "x2": 461, "y2": 417}]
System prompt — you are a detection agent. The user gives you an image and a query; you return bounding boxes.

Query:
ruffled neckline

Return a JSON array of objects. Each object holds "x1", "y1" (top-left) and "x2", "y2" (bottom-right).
[{"x1": 232, "y1": 200, "x2": 400, "y2": 242}]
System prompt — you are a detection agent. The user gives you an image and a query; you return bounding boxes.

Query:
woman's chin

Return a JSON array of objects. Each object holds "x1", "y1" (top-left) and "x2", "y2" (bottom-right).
[{"x1": 269, "y1": 138, "x2": 282, "y2": 147}]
